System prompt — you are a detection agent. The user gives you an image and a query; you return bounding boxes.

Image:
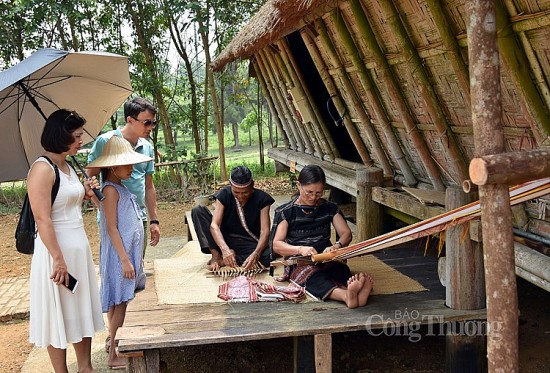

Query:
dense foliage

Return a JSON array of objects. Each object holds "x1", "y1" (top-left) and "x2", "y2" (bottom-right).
[{"x1": 0, "y1": 0, "x2": 277, "y2": 180}]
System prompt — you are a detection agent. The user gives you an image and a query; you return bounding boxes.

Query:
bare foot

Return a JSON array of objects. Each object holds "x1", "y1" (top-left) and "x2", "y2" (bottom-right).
[
  {"x1": 358, "y1": 273, "x2": 373, "y2": 307},
  {"x1": 108, "y1": 356, "x2": 127, "y2": 370},
  {"x1": 345, "y1": 274, "x2": 362, "y2": 309}
]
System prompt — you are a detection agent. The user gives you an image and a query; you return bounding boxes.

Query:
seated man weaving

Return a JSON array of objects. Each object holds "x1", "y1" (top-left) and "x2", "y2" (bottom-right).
[{"x1": 191, "y1": 166, "x2": 275, "y2": 271}]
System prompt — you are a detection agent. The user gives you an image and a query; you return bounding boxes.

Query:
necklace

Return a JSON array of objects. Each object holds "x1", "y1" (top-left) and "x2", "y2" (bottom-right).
[{"x1": 296, "y1": 198, "x2": 317, "y2": 215}]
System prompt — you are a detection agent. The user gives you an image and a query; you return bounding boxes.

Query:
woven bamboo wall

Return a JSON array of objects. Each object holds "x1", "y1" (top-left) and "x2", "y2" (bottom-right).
[{"x1": 213, "y1": 0, "x2": 550, "y2": 191}]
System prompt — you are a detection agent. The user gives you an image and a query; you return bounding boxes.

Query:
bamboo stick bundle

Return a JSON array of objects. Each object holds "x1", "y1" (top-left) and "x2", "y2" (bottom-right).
[{"x1": 207, "y1": 263, "x2": 267, "y2": 279}]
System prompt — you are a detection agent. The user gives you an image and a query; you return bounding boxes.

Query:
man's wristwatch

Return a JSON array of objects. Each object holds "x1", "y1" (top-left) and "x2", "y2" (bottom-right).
[
  {"x1": 335, "y1": 241, "x2": 343, "y2": 248},
  {"x1": 150, "y1": 220, "x2": 160, "y2": 225}
]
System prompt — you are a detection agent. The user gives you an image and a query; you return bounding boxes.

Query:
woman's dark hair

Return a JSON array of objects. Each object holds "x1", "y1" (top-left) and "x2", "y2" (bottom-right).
[
  {"x1": 41, "y1": 109, "x2": 86, "y2": 153},
  {"x1": 124, "y1": 97, "x2": 157, "y2": 119},
  {"x1": 298, "y1": 165, "x2": 326, "y2": 186}
]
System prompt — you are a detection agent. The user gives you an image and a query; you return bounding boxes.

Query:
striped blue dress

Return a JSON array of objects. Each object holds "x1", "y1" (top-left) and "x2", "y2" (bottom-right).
[{"x1": 99, "y1": 181, "x2": 145, "y2": 312}]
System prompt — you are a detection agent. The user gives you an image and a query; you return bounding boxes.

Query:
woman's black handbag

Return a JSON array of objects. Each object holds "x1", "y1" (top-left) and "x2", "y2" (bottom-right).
[{"x1": 15, "y1": 156, "x2": 60, "y2": 255}]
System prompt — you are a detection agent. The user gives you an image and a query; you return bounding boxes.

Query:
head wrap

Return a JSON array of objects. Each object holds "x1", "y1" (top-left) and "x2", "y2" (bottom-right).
[{"x1": 229, "y1": 166, "x2": 253, "y2": 187}]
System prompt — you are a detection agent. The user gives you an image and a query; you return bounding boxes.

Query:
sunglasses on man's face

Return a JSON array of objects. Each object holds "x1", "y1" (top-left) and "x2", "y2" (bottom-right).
[{"x1": 131, "y1": 116, "x2": 157, "y2": 128}]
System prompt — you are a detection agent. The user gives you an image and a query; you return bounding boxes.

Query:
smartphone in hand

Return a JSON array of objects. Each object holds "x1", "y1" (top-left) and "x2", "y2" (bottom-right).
[{"x1": 63, "y1": 273, "x2": 79, "y2": 293}]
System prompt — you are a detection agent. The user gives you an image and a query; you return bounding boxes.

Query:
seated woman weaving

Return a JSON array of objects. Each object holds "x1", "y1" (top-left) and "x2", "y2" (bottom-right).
[{"x1": 272, "y1": 165, "x2": 373, "y2": 309}]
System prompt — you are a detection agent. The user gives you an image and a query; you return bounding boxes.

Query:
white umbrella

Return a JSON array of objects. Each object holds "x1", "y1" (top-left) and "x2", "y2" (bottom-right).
[{"x1": 0, "y1": 48, "x2": 133, "y2": 182}]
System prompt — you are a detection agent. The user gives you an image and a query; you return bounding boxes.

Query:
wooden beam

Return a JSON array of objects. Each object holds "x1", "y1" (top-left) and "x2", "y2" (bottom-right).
[
  {"x1": 469, "y1": 149, "x2": 550, "y2": 186},
  {"x1": 372, "y1": 186, "x2": 445, "y2": 221}
]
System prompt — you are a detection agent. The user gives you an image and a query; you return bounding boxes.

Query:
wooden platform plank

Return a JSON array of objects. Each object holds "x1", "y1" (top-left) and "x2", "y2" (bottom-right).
[{"x1": 117, "y1": 247, "x2": 486, "y2": 359}]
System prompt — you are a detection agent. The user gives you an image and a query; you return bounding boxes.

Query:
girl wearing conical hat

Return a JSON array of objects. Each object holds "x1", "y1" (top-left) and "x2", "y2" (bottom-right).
[{"x1": 87, "y1": 135, "x2": 152, "y2": 369}]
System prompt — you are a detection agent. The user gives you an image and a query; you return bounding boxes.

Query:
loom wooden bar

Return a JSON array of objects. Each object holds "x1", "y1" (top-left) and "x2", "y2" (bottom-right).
[
  {"x1": 314, "y1": 334, "x2": 332, "y2": 373},
  {"x1": 466, "y1": 1, "x2": 519, "y2": 371},
  {"x1": 356, "y1": 167, "x2": 383, "y2": 241},
  {"x1": 445, "y1": 187, "x2": 485, "y2": 310},
  {"x1": 469, "y1": 149, "x2": 550, "y2": 186}
]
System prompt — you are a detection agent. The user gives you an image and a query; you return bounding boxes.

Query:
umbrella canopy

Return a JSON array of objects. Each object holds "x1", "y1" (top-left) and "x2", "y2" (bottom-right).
[{"x1": 0, "y1": 48, "x2": 132, "y2": 182}]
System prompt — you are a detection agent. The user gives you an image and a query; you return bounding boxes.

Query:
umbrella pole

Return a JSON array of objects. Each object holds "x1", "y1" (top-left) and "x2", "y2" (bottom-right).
[
  {"x1": 70, "y1": 156, "x2": 105, "y2": 201},
  {"x1": 18, "y1": 82, "x2": 48, "y2": 120}
]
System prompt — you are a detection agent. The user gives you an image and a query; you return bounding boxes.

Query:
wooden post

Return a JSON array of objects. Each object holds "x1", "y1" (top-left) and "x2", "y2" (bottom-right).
[
  {"x1": 356, "y1": 167, "x2": 383, "y2": 241},
  {"x1": 445, "y1": 187, "x2": 485, "y2": 310},
  {"x1": 348, "y1": 0, "x2": 445, "y2": 191},
  {"x1": 466, "y1": 1, "x2": 519, "y2": 372},
  {"x1": 127, "y1": 349, "x2": 160, "y2": 373},
  {"x1": 445, "y1": 333, "x2": 487, "y2": 373},
  {"x1": 314, "y1": 334, "x2": 332, "y2": 373}
]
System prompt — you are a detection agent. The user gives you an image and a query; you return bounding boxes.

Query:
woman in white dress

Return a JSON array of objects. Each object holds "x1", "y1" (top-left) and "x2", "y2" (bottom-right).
[{"x1": 27, "y1": 109, "x2": 104, "y2": 373}]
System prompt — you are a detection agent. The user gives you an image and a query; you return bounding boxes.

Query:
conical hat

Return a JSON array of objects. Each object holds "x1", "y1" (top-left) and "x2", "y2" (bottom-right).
[{"x1": 86, "y1": 136, "x2": 153, "y2": 168}]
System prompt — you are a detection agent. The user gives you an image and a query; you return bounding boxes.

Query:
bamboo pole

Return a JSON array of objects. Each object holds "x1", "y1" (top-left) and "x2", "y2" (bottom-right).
[
  {"x1": 252, "y1": 58, "x2": 290, "y2": 149},
  {"x1": 301, "y1": 28, "x2": 373, "y2": 167},
  {"x1": 511, "y1": 12, "x2": 550, "y2": 33},
  {"x1": 262, "y1": 49, "x2": 313, "y2": 154},
  {"x1": 379, "y1": 0, "x2": 469, "y2": 184},
  {"x1": 255, "y1": 53, "x2": 297, "y2": 150},
  {"x1": 299, "y1": 30, "x2": 365, "y2": 163},
  {"x1": 257, "y1": 50, "x2": 305, "y2": 152},
  {"x1": 277, "y1": 39, "x2": 339, "y2": 160},
  {"x1": 273, "y1": 40, "x2": 325, "y2": 159},
  {"x1": 466, "y1": 1, "x2": 519, "y2": 371},
  {"x1": 496, "y1": 1, "x2": 550, "y2": 141},
  {"x1": 316, "y1": 18, "x2": 391, "y2": 174},
  {"x1": 425, "y1": 0, "x2": 471, "y2": 106},
  {"x1": 332, "y1": 10, "x2": 416, "y2": 186},
  {"x1": 469, "y1": 148, "x2": 550, "y2": 186},
  {"x1": 348, "y1": 0, "x2": 444, "y2": 191}
]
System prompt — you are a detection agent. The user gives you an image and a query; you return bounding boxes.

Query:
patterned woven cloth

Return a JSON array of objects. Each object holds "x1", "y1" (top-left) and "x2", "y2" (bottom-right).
[{"x1": 218, "y1": 275, "x2": 305, "y2": 303}]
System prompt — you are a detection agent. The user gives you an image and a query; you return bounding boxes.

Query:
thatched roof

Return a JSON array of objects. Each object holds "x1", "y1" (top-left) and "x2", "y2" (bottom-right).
[{"x1": 212, "y1": 0, "x2": 337, "y2": 71}]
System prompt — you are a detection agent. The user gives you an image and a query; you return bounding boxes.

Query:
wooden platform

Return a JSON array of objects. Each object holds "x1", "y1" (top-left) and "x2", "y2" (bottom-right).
[{"x1": 116, "y1": 247, "x2": 486, "y2": 372}]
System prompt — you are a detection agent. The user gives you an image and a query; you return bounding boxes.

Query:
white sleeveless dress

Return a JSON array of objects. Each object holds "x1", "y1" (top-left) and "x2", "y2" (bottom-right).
[{"x1": 29, "y1": 158, "x2": 104, "y2": 349}]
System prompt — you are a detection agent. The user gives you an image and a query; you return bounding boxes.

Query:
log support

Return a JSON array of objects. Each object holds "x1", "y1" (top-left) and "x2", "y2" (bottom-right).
[
  {"x1": 469, "y1": 148, "x2": 550, "y2": 186},
  {"x1": 467, "y1": 1, "x2": 519, "y2": 371},
  {"x1": 356, "y1": 167, "x2": 383, "y2": 241}
]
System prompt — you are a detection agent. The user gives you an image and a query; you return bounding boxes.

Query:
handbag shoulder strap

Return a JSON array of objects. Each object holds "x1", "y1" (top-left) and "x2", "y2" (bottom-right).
[{"x1": 39, "y1": 156, "x2": 60, "y2": 205}]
